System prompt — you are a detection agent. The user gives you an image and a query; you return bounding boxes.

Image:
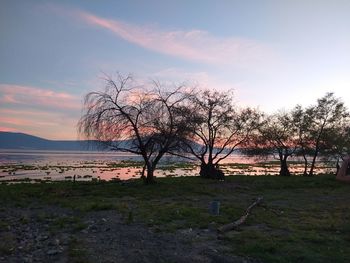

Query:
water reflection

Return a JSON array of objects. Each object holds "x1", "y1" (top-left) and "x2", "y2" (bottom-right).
[{"x1": 0, "y1": 150, "x2": 334, "y2": 183}]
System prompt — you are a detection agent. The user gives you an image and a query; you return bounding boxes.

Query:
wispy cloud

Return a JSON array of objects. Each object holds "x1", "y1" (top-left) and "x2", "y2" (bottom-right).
[
  {"x1": 60, "y1": 8, "x2": 275, "y2": 67},
  {"x1": 150, "y1": 68, "x2": 240, "y2": 90},
  {"x1": 150, "y1": 68, "x2": 263, "y2": 109},
  {"x1": 0, "y1": 84, "x2": 81, "y2": 139},
  {"x1": 0, "y1": 116, "x2": 32, "y2": 126},
  {"x1": 0, "y1": 126, "x2": 17, "y2": 132},
  {"x1": 0, "y1": 84, "x2": 80, "y2": 110},
  {"x1": 0, "y1": 108, "x2": 80, "y2": 140}
]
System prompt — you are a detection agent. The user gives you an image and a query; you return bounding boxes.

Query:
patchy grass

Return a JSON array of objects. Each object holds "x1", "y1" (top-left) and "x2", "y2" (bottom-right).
[
  {"x1": 157, "y1": 162, "x2": 197, "y2": 171},
  {"x1": 0, "y1": 232, "x2": 16, "y2": 256},
  {"x1": 221, "y1": 163, "x2": 252, "y2": 169},
  {"x1": 0, "y1": 219, "x2": 9, "y2": 231},
  {"x1": 107, "y1": 160, "x2": 144, "y2": 168},
  {"x1": 1, "y1": 175, "x2": 350, "y2": 262},
  {"x1": 68, "y1": 237, "x2": 90, "y2": 263},
  {"x1": 50, "y1": 216, "x2": 87, "y2": 233}
]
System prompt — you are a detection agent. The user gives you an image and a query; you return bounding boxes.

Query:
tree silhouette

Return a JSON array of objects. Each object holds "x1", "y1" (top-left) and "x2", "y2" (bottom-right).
[
  {"x1": 301, "y1": 93, "x2": 348, "y2": 176},
  {"x1": 251, "y1": 111, "x2": 298, "y2": 176},
  {"x1": 178, "y1": 89, "x2": 261, "y2": 179},
  {"x1": 78, "y1": 74, "x2": 191, "y2": 184}
]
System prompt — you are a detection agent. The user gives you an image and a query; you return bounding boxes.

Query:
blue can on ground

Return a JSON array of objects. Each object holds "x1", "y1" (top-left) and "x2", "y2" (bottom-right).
[{"x1": 210, "y1": 200, "x2": 220, "y2": 215}]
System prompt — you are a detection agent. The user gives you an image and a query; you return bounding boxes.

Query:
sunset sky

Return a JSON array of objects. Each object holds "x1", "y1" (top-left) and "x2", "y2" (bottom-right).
[{"x1": 1, "y1": 0, "x2": 350, "y2": 140}]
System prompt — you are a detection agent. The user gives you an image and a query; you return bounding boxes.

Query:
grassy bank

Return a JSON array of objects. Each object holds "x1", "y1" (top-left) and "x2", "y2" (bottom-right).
[{"x1": 1, "y1": 175, "x2": 350, "y2": 262}]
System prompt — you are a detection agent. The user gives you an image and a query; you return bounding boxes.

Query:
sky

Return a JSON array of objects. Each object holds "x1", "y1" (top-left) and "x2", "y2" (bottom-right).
[{"x1": 1, "y1": 0, "x2": 350, "y2": 140}]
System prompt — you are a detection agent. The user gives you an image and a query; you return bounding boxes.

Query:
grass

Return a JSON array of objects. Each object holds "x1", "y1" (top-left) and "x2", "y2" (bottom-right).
[
  {"x1": 221, "y1": 163, "x2": 252, "y2": 169},
  {"x1": 50, "y1": 216, "x2": 87, "y2": 233},
  {"x1": 1, "y1": 175, "x2": 350, "y2": 262},
  {"x1": 68, "y1": 237, "x2": 90, "y2": 263},
  {"x1": 107, "y1": 160, "x2": 144, "y2": 168},
  {"x1": 0, "y1": 219, "x2": 9, "y2": 231},
  {"x1": 0, "y1": 232, "x2": 16, "y2": 256}
]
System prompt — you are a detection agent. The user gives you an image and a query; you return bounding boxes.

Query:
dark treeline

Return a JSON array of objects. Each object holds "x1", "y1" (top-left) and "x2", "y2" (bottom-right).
[{"x1": 78, "y1": 73, "x2": 350, "y2": 183}]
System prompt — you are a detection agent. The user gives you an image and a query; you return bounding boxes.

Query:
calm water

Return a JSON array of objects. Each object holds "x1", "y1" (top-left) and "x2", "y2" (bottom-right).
[
  {"x1": 0, "y1": 150, "x2": 145, "y2": 164},
  {"x1": 0, "y1": 150, "x2": 333, "y2": 182}
]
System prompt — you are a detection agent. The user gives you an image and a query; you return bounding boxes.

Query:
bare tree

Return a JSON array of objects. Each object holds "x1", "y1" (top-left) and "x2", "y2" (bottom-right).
[
  {"x1": 303, "y1": 93, "x2": 348, "y2": 176},
  {"x1": 289, "y1": 93, "x2": 349, "y2": 176},
  {"x1": 177, "y1": 89, "x2": 261, "y2": 179},
  {"x1": 78, "y1": 74, "x2": 191, "y2": 184},
  {"x1": 324, "y1": 124, "x2": 350, "y2": 161},
  {"x1": 252, "y1": 111, "x2": 299, "y2": 176},
  {"x1": 316, "y1": 117, "x2": 350, "y2": 174},
  {"x1": 291, "y1": 105, "x2": 314, "y2": 176}
]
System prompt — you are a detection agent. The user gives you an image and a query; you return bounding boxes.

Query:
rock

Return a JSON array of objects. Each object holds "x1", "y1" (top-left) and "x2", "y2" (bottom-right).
[
  {"x1": 35, "y1": 243, "x2": 43, "y2": 249},
  {"x1": 47, "y1": 249, "x2": 60, "y2": 255},
  {"x1": 36, "y1": 235, "x2": 49, "y2": 241},
  {"x1": 55, "y1": 239, "x2": 60, "y2": 245},
  {"x1": 22, "y1": 256, "x2": 33, "y2": 263},
  {"x1": 179, "y1": 228, "x2": 193, "y2": 235},
  {"x1": 208, "y1": 222, "x2": 217, "y2": 231},
  {"x1": 88, "y1": 225, "x2": 98, "y2": 233},
  {"x1": 59, "y1": 235, "x2": 70, "y2": 245}
]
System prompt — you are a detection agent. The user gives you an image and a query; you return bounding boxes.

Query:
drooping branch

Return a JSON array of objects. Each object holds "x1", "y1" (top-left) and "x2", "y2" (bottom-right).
[{"x1": 78, "y1": 73, "x2": 193, "y2": 183}]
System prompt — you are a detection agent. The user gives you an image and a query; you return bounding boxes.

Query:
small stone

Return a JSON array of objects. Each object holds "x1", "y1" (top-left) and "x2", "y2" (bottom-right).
[
  {"x1": 22, "y1": 256, "x2": 33, "y2": 263},
  {"x1": 88, "y1": 225, "x2": 98, "y2": 233},
  {"x1": 179, "y1": 228, "x2": 193, "y2": 235},
  {"x1": 47, "y1": 249, "x2": 60, "y2": 255},
  {"x1": 60, "y1": 236, "x2": 70, "y2": 245},
  {"x1": 208, "y1": 222, "x2": 217, "y2": 231},
  {"x1": 37, "y1": 235, "x2": 49, "y2": 241},
  {"x1": 36, "y1": 243, "x2": 43, "y2": 249}
]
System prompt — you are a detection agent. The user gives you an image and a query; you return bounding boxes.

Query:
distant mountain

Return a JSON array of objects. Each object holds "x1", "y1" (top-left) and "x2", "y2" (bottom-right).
[
  {"x1": 0, "y1": 131, "x2": 242, "y2": 154},
  {"x1": 0, "y1": 132, "x2": 100, "y2": 151}
]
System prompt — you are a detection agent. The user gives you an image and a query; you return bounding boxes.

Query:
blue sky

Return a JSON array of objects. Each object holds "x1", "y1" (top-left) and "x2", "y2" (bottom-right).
[{"x1": 1, "y1": 0, "x2": 350, "y2": 139}]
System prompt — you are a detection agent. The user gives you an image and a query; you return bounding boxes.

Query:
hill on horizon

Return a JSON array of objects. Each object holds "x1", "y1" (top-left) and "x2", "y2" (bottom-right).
[
  {"x1": 0, "y1": 131, "x2": 100, "y2": 151},
  {"x1": 0, "y1": 131, "x2": 237, "y2": 154}
]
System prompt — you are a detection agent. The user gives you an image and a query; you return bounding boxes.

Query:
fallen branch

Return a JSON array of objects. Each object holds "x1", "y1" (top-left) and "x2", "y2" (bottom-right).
[{"x1": 217, "y1": 196, "x2": 263, "y2": 233}]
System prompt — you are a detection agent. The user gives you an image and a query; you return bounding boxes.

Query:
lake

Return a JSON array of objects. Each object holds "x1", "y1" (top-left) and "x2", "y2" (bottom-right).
[{"x1": 0, "y1": 150, "x2": 334, "y2": 183}]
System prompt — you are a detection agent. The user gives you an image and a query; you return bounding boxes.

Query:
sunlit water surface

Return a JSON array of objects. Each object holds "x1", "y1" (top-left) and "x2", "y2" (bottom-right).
[{"x1": 0, "y1": 150, "x2": 335, "y2": 183}]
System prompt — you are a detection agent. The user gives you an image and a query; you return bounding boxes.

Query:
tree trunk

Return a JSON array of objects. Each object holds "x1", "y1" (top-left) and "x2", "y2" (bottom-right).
[
  {"x1": 309, "y1": 150, "x2": 318, "y2": 177},
  {"x1": 140, "y1": 164, "x2": 146, "y2": 180},
  {"x1": 336, "y1": 158, "x2": 340, "y2": 175},
  {"x1": 279, "y1": 157, "x2": 291, "y2": 176},
  {"x1": 199, "y1": 162, "x2": 224, "y2": 180},
  {"x1": 144, "y1": 167, "x2": 155, "y2": 184},
  {"x1": 302, "y1": 153, "x2": 308, "y2": 176}
]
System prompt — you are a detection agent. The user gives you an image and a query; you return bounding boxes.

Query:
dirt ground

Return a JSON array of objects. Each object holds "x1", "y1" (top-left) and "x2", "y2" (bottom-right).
[{"x1": 0, "y1": 205, "x2": 256, "y2": 263}]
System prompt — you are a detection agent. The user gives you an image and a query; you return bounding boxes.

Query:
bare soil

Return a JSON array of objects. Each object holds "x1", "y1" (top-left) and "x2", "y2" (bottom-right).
[{"x1": 0, "y1": 205, "x2": 256, "y2": 263}]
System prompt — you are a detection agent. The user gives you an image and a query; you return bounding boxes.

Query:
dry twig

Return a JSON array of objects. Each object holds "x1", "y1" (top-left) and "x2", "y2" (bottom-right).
[{"x1": 217, "y1": 196, "x2": 263, "y2": 233}]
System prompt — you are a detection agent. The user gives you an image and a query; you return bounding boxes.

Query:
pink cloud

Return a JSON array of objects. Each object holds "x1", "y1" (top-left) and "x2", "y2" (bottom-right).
[
  {"x1": 0, "y1": 108, "x2": 80, "y2": 140},
  {"x1": 69, "y1": 9, "x2": 274, "y2": 67},
  {"x1": 0, "y1": 126, "x2": 17, "y2": 132},
  {"x1": 0, "y1": 116, "x2": 32, "y2": 126},
  {"x1": 0, "y1": 84, "x2": 80, "y2": 110}
]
